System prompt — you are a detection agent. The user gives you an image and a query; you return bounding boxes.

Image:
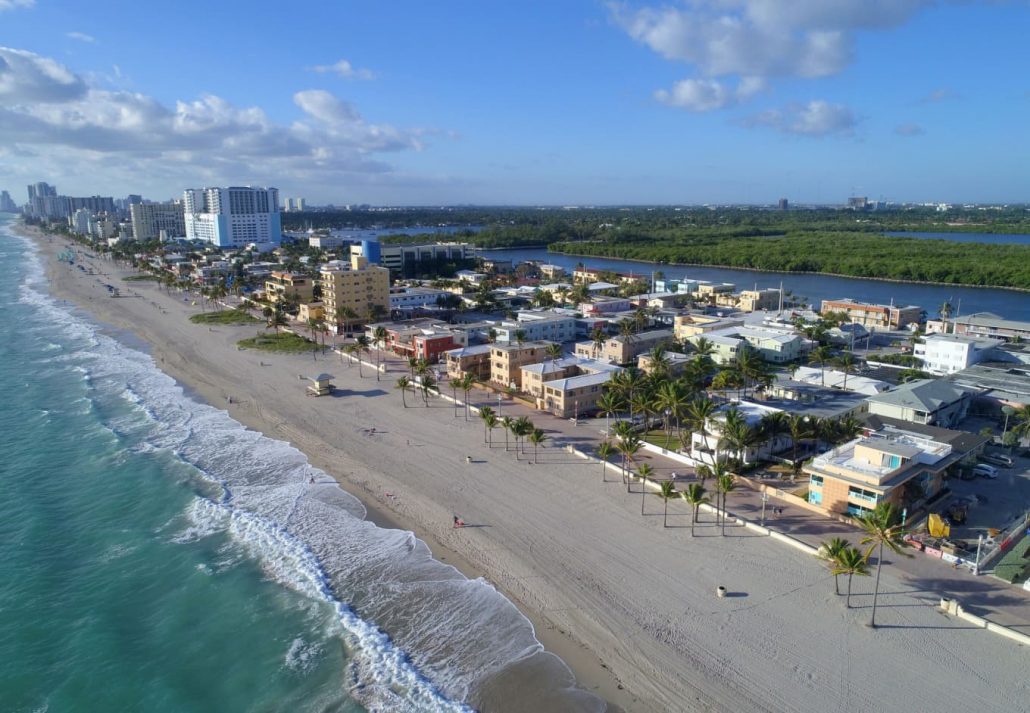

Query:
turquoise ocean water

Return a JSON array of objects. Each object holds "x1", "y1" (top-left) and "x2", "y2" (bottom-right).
[{"x1": 0, "y1": 217, "x2": 599, "y2": 712}]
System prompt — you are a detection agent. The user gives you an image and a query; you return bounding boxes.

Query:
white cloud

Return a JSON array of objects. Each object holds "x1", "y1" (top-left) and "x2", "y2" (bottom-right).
[
  {"x1": 66, "y1": 31, "x2": 96, "y2": 44},
  {"x1": 612, "y1": 1, "x2": 932, "y2": 111},
  {"x1": 0, "y1": 47, "x2": 87, "y2": 103},
  {"x1": 743, "y1": 99, "x2": 857, "y2": 136},
  {"x1": 655, "y1": 75, "x2": 767, "y2": 111},
  {"x1": 0, "y1": 0, "x2": 34, "y2": 11},
  {"x1": 0, "y1": 46, "x2": 431, "y2": 196},
  {"x1": 895, "y1": 122, "x2": 925, "y2": 136},
  {"x1": 655, "y1": 78, "x2": 731, "y2": 111},
  {"x1": 309, "y1": 58, "x2": 375, "y2": 80}
]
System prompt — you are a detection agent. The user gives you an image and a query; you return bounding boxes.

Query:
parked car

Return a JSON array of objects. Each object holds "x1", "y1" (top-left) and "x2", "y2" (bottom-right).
[
  {"x1": 972, "y1": 463, "x2": 998, "y2": 479},
  {"x1": 981, "y1": 453, "x2": 1013, "y2": 468}
]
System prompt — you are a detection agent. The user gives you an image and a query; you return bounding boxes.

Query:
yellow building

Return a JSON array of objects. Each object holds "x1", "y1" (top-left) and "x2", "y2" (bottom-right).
[
  {"x1": 265, "y1": 271, "x2": 314, "y2": 305},
  {"x1": 489, "y1": 341, "x2": 554, "y2": 390},
  {"x1": 297, "y1": 302, "x2": 325, "y2": 323},
  {"x1": 320, "y1": 255, "x2": 391, "y2": 329},
  {"x1": 673, "y1": 315, "x2": 744, "y2": 340}
]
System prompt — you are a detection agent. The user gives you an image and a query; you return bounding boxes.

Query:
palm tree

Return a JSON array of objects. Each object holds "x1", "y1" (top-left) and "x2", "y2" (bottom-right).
[
  {"x1": 832, "y1": 547, "x2": 870, "y2": 609},
  {"x1": 267, "y1": 305, "x2": 287, "y2": 334},
  {"x1": 460, "y1": 374, "x2": 475, "y2": 421},
  {"x1": 514, "y1": 329, "x2": 527, "y2": 346},
  {"x1": 372, "y1": 325, "x2": 388, "y2": 381},
  {"x1": 478, "y1": 406, "x2": 497, "y2": 444},
  {"x1": 615, "y1": 435, "x2": 642, "y2": 488},
  {"x1": 528, "y1": 428, "x2": 548, "y2": 464},
  {"x1": 354, "y1": 336, "x2": 371, "y2": 378},
  {"x1": 335, "y1": 306, "x2": 358, "y2": 335},
  {"x1": 760, "y1": 411, "x2": 790, "y2": 456},
  {"x1": 1010, "y1": 404, "x2": 1030, "y2": 444},
  {"x1": 395, "y1": 376, "x2": 411, "y2": 408},
  {"x1": 691, "y1": 336, "x2": 715, "y2": 359},
  {"x1": 681, "y1": 483, "x2": 709, "y2": 536},
  {"x1": 597, "y1": 440, "x2": 614, "y2": 482},
  {"x1": 419, "y1": 372, "x2": 437, "y2": 406},
  {"x1": 597, "y1": 390, "x2": 622, "y2": 438},
  {"x1": 858, "y1": 502, "x2": 911, "y2": 627},
  {"x1": 714, "y1": 465, "x2": 735, "y2": 535},
  {"x1": 787, "y1": 414, "x2": 812, "y2": 475},
  {"x1": 820, "y1": 537, "x2": 850, "y2": 595},
  {"x1": 687, "y1": 396, "x2": 717, "y2": 456},
  {"x1": 545, "y1": 342, "x2": 563, "y2": 368},
  {"x1": 589, "y1": 326, "x2": 607, "y2": 358},
  {"x1": 658, "y1": 480, "x2": 676, "y2": 527},
  {"x1": 512, "y1": 416, "x2": 533, "y2": 458},
  {"x1": 834, "y1": 351, "x2": 857, "y2": 391},
  {"x1": 449, "y1": 377, "x2": 463, "y2": 417},
  {"x1": 501, "y1": 416, "x2": 514, "y2": 451},
  {"x1": 809, "y1": 345, "x2": 833, "y2": 386},
  {"x1": 637, "y1": 463, "x2": 655, "y2": 514}
]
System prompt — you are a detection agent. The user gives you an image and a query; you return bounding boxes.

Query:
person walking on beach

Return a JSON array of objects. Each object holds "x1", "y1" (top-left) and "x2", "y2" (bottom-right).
[{"x1": 453, "y1": 515, "x2": 465, "y2": 528}]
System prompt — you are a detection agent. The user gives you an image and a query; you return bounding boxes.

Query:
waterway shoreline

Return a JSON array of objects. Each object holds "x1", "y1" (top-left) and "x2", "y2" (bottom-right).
[
  {"x1": 480, "y1": 245, "x2": 1030, "y2": 294},
  {"x1": 552, "y1": 249, "x2": 1030, "y2": 294}
]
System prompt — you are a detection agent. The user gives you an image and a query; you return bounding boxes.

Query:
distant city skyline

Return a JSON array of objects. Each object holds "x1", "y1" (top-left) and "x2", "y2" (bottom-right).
[{"x1": 1, "y1": 1, "x2": 1028, "y2": 205}]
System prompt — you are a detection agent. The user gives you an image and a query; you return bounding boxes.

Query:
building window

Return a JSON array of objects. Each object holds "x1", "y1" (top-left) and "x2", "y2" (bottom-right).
[
  {"x1": 810, "y1": 475, "x2": 823, "y2": 487},
  {"x1": 808, "y1": 491, "x2": 822, "y2": 505}
]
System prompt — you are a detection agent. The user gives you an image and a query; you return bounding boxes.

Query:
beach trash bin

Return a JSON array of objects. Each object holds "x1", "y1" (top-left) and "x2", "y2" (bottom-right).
[{"x1": 716, "y1": 586, "x2": 727, "y2": 598}]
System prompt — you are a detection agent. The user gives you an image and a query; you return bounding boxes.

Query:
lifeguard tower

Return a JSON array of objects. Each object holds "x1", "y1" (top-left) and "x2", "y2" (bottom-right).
[{"x1": 307, "y1": 373, "x2": 335, "y2": 397}]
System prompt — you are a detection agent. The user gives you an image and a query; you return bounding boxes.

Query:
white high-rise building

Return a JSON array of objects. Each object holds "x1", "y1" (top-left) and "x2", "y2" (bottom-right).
[
  {"x1": 131, "y1": 202, "x2": 185, "y2": 240},
  {"x1": 183, "y1": 186, "x2": 281, "y2": 249},
  {"x1": 70, "y1": 208, "x2": 92, "y2": 235}
]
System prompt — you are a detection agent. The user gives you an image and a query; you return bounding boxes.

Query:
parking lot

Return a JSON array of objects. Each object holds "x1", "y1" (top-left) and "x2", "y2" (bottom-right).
[{"x1": 937, "y1": 450, "x2": 1030, "y2": 550}]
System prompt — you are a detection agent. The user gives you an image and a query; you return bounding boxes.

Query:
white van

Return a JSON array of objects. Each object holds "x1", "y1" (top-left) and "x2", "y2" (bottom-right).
[{"x1": 972, "y1": 463, "x2": 998, "y2": 479}]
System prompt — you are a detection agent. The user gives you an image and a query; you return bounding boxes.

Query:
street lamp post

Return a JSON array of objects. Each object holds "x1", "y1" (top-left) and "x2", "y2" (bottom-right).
[
  {"x1": 761, "y1": 491, "x2": 769, "y2": 526},
  {"x1": 497, "y1": 393, "x2": 502, "y2": 416}
]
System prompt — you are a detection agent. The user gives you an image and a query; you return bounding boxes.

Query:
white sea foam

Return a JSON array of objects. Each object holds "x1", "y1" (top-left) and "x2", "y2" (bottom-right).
[
  {"x1": 11, "y1": 227, "x2": 534, "y2": 711},
  {"x1": 285, "y1": 637, "x2": 324, "y2": 674}
]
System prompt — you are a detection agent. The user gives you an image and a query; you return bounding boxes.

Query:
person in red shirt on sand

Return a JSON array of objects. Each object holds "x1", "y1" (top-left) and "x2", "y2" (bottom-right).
[{"x1": 453, "y1": 515, "x2": 465, "y2": 528}]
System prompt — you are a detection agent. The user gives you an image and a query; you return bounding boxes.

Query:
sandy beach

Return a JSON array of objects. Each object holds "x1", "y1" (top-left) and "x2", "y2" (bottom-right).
[{"x1": 24, "y1": 224, "x2": 1030, "y2": 712}]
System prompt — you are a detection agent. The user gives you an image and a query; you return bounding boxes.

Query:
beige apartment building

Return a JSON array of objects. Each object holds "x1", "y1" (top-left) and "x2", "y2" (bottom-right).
[
  {"x1": 575, "y1": 328, "x2": 675, "y2": 365},
  {"x1": 445, "y1": 344, "x2": 494, "y2": 381},
  {"x1": 820, "y1": 298, "x2": 922, "y2": 330},
  {"x1": 673, "y1": 315, "x2": 745, "y2": 340},
  {"x1": 265, "y1": 271, "x2": 315, "y2": 305},
  {"x1": 320, "y1": 256, "x2": 391, "y2": 328},
  {"x1": 489, "y1": 341, "x2": 555, "y2": 390}
]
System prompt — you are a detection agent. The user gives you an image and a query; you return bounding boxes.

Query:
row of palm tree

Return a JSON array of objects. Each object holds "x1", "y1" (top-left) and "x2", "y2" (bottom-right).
[
  {"x1": 820, "y1": 502, "x2": 910, "y2": 626},
  {"x1": 472, "y1": 408, "x2": 549, "y2": 463},
  {"x1": 600, "y1": 422, "x2": 733, "y2": 535}
]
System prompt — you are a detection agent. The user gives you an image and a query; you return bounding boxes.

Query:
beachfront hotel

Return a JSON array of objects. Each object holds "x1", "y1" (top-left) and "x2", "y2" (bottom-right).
[
  {"x1": 183, "y1": 186, "x2": 282, "y2": 249},
  {"x1": 319, "y1": 255, "x2": 391, "y2": 329}
]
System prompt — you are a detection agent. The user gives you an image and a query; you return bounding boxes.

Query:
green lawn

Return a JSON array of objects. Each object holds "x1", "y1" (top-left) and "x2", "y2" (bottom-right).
[
  {"x1": 123, "y1": 274, "x2": 161, "y2": 282},
  {"x1": 994, "y1": 534, "x2": 1030, "y2": 585},
  {"x1": 644, "y1": 430, "x2": 681, "y2": 451},
  {"x1": 237, "y1": 331, "x2": 314, "y2": 353},
  {"x1": 190, "y1": 310, "x2": 260, "y2": 325}
]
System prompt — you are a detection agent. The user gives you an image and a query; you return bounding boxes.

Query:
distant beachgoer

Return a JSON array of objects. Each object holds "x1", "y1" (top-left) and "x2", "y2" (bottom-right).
[
  {"x1": 309, "y1": 476, "x2": 315, "y2": 484},
  {"x1": 453, "y1": 516, "x2": 465, "y2": 528}
]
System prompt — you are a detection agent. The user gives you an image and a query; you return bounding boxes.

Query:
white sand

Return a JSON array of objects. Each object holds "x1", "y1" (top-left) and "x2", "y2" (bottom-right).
[{"x1": 28, "y1": 227, "x2": 1030, "y2": 712}]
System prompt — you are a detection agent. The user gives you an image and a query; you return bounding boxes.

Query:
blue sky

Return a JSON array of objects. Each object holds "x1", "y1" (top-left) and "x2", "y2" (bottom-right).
[{"x1": 0, "y1": 0, "x2": 1027, "y2": 205}]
